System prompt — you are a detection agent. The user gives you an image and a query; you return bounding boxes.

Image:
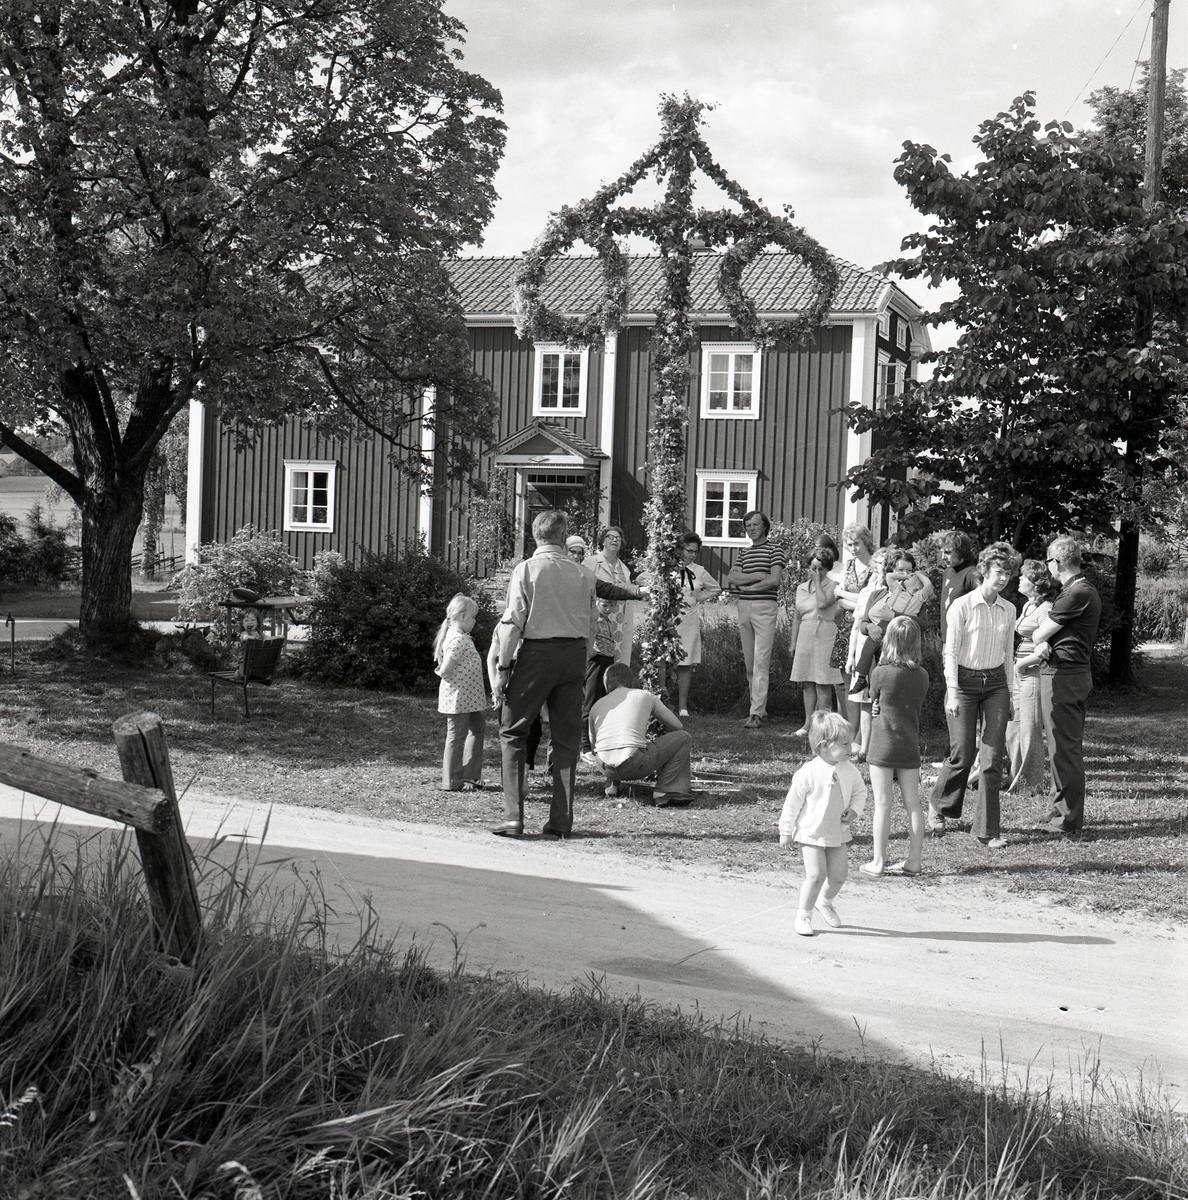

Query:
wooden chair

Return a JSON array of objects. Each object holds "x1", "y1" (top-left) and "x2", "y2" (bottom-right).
[{"x1": 208, "y1": 638, "x2": 285, "y2": 718}]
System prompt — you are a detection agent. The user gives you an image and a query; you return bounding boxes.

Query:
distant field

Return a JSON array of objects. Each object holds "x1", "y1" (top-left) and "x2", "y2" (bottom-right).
[{"x1": 0, "y1": 473, "x2": 184, "y2": 562}]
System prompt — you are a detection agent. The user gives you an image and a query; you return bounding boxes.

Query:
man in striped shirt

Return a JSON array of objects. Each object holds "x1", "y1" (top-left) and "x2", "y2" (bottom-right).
[
  {"x1": 928, "y1": 542, "x2": 1021, "y2": 848},
  {"x1": 725, "y1": 510, "x2": 785, "y2": 730}
]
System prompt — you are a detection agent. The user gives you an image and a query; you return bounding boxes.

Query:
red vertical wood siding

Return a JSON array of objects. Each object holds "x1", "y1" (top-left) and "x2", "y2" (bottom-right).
[
  {"x1": 201, "y1": 407, "x2": 420, "y2": 571},
  {"x1": 610, "y1": 323, "x2": 852, "y2": 570}
]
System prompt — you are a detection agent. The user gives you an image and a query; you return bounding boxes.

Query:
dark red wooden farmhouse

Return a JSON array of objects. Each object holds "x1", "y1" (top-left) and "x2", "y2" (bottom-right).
[{"x1": 187, "y1": 252, "x2": 927, "y2": 577}]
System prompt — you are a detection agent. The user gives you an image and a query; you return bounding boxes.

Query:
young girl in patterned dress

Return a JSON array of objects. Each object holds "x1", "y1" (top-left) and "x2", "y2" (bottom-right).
[{"x1": 434, "y1": 594, "x2": 489, "y2": 792}]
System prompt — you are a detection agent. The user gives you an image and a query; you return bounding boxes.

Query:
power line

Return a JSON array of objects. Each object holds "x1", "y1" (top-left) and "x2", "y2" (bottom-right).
[
  {"x1": 1063, "y1": 0, "x2": 1149, "y2": 118},
  {"x1": 1127, "y1": 11, "x2": 1153, "y2": 91}
]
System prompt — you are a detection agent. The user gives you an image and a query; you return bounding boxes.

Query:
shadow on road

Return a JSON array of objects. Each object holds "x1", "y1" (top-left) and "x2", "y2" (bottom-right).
[{"x1": 835, "y1": 926, "x2": 1113, "y2": 945}]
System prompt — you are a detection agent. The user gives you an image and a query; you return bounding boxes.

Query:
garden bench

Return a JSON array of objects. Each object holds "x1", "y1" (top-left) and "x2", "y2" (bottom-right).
[{"x1": 207, "y1": 637, "x2": 285, "y2": 718}]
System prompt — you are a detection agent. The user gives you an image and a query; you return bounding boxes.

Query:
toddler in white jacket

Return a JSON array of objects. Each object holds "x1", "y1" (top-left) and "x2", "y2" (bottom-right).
[{"x1": 780, "y1": 711, "x2": 868, "y2": 936}]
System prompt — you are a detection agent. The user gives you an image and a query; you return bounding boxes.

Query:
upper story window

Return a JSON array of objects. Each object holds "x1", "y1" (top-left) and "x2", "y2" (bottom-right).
[
  {"x1": 533, "y1": 343, "x2": 589, "y2": 417},
  {"x1": 283, "y1": 460, "x2": 337, "y2": 532},
  {"x1": 895, "y1": 315, "x2": 909, "y2": 351},
  {"x1": 878, "y1": 311, "x2": 890, "y2": 341},
  {"x1": 695, "y1": 469, "x2": 757, "y2": 546},
  {"x1": 877, "y1": 356, "x2": 904, "y2": 404},
  {"x1": 700, "y1": 342, "x2": 760, "y2": 420}
]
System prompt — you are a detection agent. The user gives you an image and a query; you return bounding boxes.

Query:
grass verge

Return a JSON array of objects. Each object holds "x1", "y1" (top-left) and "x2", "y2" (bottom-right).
[{"x1": 1, "y1": 827, "x2": 1184, "y2": 1199}]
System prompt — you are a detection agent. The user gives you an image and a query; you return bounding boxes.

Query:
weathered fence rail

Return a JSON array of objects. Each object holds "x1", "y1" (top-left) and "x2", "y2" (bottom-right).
[{"x1": 0, "y1": 712, "x2": 202, "y2": 964}]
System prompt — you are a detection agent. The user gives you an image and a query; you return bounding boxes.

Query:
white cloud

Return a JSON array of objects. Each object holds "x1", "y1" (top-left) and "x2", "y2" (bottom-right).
[{"x1": 452, "y1": 0, "x2": 1186, "y2": 303}]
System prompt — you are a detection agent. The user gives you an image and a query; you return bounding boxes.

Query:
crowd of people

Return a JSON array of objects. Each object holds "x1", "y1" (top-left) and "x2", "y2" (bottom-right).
[{"x1": 430, "y1": 509, "x2": 1102, "y2": 871}]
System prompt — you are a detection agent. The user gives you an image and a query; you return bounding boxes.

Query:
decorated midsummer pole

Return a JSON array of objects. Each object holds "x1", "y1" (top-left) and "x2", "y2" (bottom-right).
[{"x1": 515, "y1": 96, "x2": 838, "y2": 696}]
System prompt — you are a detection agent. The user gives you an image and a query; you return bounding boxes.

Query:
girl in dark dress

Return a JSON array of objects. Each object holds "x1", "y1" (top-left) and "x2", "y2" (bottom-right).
[{"x1": 861, "y1": 616, "x2": 929, "y2": 878}]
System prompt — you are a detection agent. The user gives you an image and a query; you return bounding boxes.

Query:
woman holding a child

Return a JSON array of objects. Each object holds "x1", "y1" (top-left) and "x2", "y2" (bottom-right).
[
  {"x1": 835, "y1": 524, "x2": 875, "y2": 742},
  {"x1": 789, "y1": 544, "x2": 845, "y2": 736},
  {"x1": 1005, "y1": 558, "x2": 1060, "y2": 795}
]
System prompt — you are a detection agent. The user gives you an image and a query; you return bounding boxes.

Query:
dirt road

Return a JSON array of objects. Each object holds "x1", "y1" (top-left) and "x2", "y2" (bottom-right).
[{"x1": 2, "y1": 784, "x2": 1182, "y2": 1102}]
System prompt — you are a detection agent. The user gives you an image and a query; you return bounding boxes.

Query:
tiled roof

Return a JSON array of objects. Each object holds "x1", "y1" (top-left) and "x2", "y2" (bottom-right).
[{"x1": 447, "y1": 253, "x2": 896, "y2": 319}]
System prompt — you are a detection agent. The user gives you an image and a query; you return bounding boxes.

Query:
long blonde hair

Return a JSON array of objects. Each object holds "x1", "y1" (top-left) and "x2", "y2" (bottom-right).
[
  {"x1": 433, "y1": 593, "x2": 478, "y2": 664},
  {"x1": 880, "y1": 615, "x2": 922, "y2": 671}
]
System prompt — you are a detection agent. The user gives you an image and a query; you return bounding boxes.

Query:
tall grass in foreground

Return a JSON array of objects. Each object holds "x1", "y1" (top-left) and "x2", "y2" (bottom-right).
[{"x1": 1, "y1": 829, "x2": 1184, "y2": 1199}]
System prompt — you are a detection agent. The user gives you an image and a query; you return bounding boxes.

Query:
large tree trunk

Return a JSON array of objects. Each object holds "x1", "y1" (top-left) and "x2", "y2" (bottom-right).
[
  {"x1": 79, "y1": 478, "x2": 147, "y2": 640},
  {"x1": 1109, "y1": 519, "x2": 1140, "y2": 686}
]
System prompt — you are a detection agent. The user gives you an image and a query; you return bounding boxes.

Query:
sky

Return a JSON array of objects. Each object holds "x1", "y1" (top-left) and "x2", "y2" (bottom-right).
[{"x1": 442, "y1": 0, "x2": 1187, "y2": 334}]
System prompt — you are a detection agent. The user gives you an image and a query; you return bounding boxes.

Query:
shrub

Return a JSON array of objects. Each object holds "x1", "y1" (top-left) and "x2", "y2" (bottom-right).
[
  {"x1": 1135, "y1": 575, "x2": 1188, "y2": 643},
  {"x1": 1139, "y1": 536, "x2": 1172, "y2": 578},
  {"x1": 300, "y1": 542, "x2": 495, "y2": 692},
  {"x1": 0, "y1": 508, "x2": 80, "y2": 590},
  {"x1": 768, "y1": 517, "x2": 838, "y2": 609},
  {"x1": 172, "y1": 526, "x2": 305, "y2": 644},
  {"x1": 680, "y1": 607, "x2": 800, "y2": 716}
]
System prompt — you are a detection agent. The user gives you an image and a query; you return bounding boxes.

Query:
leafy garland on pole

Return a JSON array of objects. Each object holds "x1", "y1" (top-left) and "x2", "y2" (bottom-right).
[{"x1": 515, "y1": 95, "x2": 839, "y2": 695}]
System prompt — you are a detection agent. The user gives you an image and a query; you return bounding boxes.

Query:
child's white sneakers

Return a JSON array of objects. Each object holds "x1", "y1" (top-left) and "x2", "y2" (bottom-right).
[
  {"x1": 795, "y1": 911, "x2": 815, "y2": 936},
  {"x1": 815, "y1": 900, "x2": 842, "y2": 928}
]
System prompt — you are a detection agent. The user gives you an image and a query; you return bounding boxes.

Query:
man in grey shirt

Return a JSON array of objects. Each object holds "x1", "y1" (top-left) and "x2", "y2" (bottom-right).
[{"x1": 491, "y1": 510, "x2": 596, "y2": 838}]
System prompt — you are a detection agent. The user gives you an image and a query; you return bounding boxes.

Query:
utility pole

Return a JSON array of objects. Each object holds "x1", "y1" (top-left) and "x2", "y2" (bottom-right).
[
  {"x1": 1145, "y1": 0, "x2": 1170, "y2": 208},
  {"x1": 1110, "y1": 0, "x2": 1170, "y2": 686}
]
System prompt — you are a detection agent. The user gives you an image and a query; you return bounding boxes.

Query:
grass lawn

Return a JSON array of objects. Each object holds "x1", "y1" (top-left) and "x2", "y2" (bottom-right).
[{"x1": 2, "y1": 638, "x2": 1184, "y2": 923}]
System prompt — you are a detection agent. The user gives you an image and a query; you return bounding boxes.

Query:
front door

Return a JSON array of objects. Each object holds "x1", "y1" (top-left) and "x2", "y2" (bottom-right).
[{"x1": 523, "y1": 471, "x2": 595, "y2": 552}]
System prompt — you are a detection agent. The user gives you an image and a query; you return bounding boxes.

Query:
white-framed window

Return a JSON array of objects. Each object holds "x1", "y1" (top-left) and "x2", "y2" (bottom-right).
[
  {"x1": 877, "y1": 356, "x2": 903, "y2": 404},
  {"x1": 878, "y1": 311, "x2": 890, "y2": 341},
  {"x1": 696, "y1": 469, "x2": 757, "y2": 545},
  {"x1": 283, "y1": 459, "x2": 337, "y2": 532},
  {"x1": 895, "y1": 314, "x2": 909, "y2": 350},
  {"x1": 700, "y1": 342, "x2": 760, "y2": 420},
  {"x1": 533, "y1": 343, "x2": 589, "y2": 416}
]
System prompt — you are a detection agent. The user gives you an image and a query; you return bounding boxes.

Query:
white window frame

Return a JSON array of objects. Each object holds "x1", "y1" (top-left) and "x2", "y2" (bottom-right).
[
  {"x1": 877, "y1": 355, "x2": 903, "y2": 405},
  {"x1": 894, "y1": 314, "x2": 909, "y2": 350},
  {"x1": 283, "y1": 459, "x2": 337, "y2": 532},
  {"x1": 695, "y1": 469, "x2": 757, "y2": 546},
  {"x1": 532, "y1": 342, "x2": 589, "y2": 417},
  {"x1": 699, "y1": 342, "x2": 761, "y2": 420},
  {"x1": 878, "y1": 311, "x2": 890, "y2": 340}
]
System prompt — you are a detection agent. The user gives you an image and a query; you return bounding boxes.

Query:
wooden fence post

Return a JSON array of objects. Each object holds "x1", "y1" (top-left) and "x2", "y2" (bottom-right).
[{"x1": 112, "y1": 712, "x2": 202, "y2": 964}]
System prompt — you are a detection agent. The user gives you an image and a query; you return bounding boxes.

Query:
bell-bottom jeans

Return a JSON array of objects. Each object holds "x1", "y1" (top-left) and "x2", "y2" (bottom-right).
[{"x1": 930, "y1": 663, "x2": 1010, "y2": 839}]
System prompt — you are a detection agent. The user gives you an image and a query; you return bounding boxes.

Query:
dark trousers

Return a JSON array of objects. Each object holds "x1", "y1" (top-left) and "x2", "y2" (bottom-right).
[
  {"x1": 1040, "y1": 669, "x2": 1092, "y2": 833},
  {"x1": 581, "y1": 654, "x2": 614, "y2": 752},
  {"x1": 500, "y1": 638, "x2": 586, "y2": 833},
  {"x1": 597, "y1": 730, "x2": 692, "y2": 797},
  {"x1": 930, "y1": 664, "x2": 1010, "y2": 839},
  {"x1": 853, "y1": 621, "x2": 887, "y2": 679}
]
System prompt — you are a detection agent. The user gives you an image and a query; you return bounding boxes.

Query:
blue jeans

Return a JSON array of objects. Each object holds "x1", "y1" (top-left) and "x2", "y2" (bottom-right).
[{"x1": 930, "y1": 664, "x2": 1010, "y2": 839}]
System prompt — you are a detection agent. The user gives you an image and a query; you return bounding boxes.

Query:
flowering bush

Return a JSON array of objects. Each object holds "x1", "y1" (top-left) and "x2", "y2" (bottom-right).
[{"x1": 172, "y1": 526, "x2": 305, "y2": 645}]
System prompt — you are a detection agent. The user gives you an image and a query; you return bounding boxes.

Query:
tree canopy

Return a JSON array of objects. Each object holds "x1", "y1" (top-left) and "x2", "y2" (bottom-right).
[
  {"x1": 844, "y1": 87, "x2": 1188, "y2": 554},
  {"x1": 0, "y1": 0, "x2": 504, "y2": 636}
]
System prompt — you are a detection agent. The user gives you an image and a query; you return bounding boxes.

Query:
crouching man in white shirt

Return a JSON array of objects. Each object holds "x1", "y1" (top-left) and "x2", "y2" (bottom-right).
[{"x1": 589, "y1": 663, "x2": 693, "y2": 807}]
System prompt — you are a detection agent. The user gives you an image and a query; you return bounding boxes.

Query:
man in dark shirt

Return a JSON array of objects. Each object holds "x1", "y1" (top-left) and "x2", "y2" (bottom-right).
[
  {"x1": 1030, "y1": 535, "x2": 1102, "y2": 835},
  {"x1": 939, "y1": 530, "x2": 980, "y2": 643}
]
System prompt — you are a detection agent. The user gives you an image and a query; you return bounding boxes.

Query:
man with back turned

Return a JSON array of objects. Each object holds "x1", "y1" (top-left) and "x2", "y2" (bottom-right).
[{"x1": 490, "y1": 510, "x2": 596, "y2": 839}]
